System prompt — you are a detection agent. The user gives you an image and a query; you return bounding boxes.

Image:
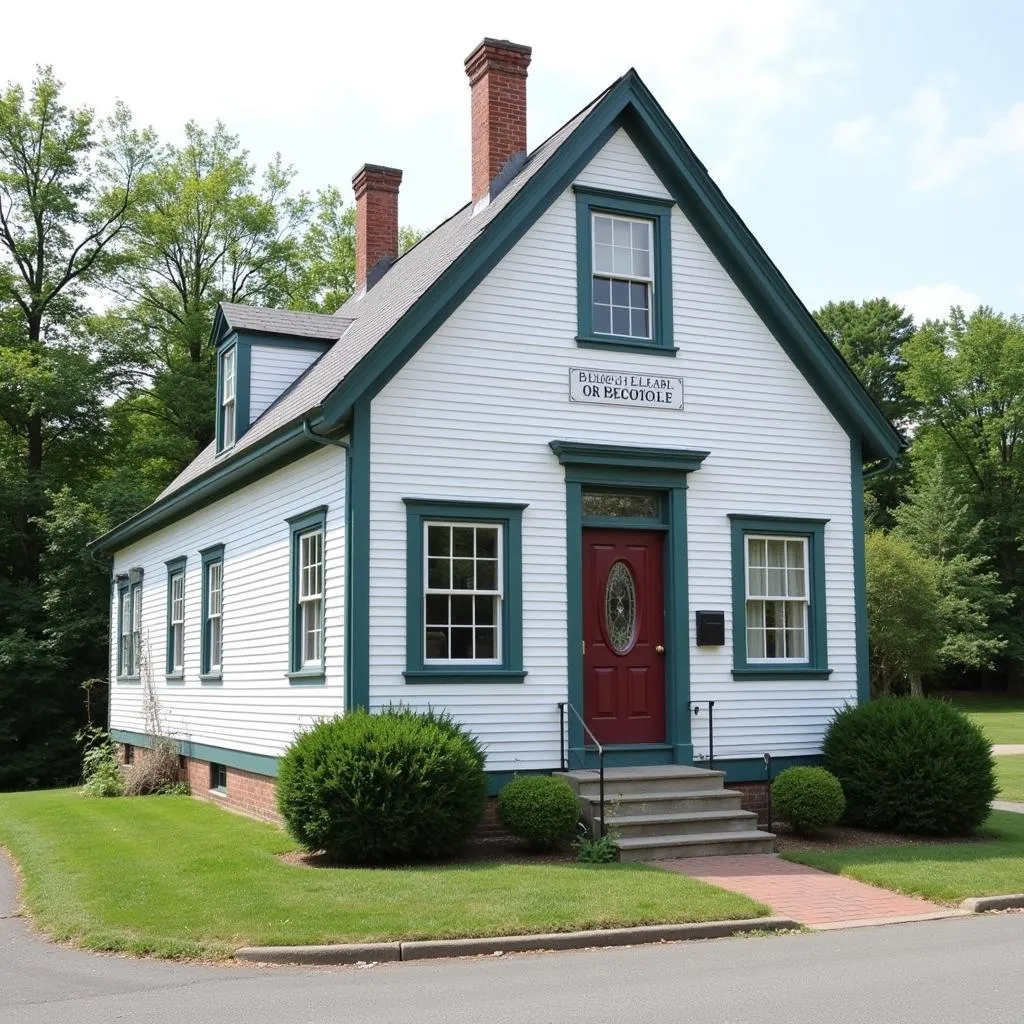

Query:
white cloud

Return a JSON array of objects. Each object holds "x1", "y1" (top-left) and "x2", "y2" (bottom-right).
[
  {"x1": 833, "y1": 115, "x2": 876, "y2": 152},
  {"x1": 894, "y1": 283, "x2": 982, "y2": 323}
]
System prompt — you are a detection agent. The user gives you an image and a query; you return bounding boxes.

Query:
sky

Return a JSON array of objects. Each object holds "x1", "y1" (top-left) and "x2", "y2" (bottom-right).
[{"x1": 7, "y1": 0, "x2": 1023, "y2": 323}]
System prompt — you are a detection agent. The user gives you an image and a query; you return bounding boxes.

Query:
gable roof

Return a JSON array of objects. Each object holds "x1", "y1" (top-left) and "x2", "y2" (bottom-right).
[
  {"x1": 216, "y1": 303, "x2": 354, "y2": 341},
  {"x1": 92, "y1": 71, "x2": 903, "y2": 552}
]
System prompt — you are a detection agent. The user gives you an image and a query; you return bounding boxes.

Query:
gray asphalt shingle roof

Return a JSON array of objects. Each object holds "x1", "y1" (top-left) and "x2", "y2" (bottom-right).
[{"x1": 219, "y1": 303, "x2": 354, "y2": 340}]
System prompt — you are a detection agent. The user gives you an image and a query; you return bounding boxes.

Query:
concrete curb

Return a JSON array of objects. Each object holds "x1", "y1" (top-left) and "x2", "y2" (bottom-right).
[
  {"x1": 961, "y1": 894, "x2": 1024, "y2": 913},
  {"x1": 235, "y1": 917, "x2": 799, "y2": 966}
]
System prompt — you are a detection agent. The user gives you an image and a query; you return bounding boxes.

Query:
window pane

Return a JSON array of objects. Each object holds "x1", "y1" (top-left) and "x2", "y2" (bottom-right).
[
  {"x1": 631, "y1": 221, "x2": 649, "y2": 250},
  {"x1": 763, "y1": 601, "x2": 785, "y2": 629},
  {"x1": 582, "y1": 491, "x2": 660, "y2": 518},
  {"x1": 629, "y1": 281, "x2": 648, "y2": 308},
  {"x1": 425, "y1": 594, "x2": 448, "y2": 625},
  {"x1": 451, "y1": 594, "x2": 473, "y2": 625},
  {"x1": 747, "y1": 566, "x2": 767, "y2": 597},
  {"x1": 593, "y1": 215, "x2": 613, "y2": 243},
  {"x1": 633, "y1": 249, "x2": 650, "y2": 278},
  {"x1": 612, "y1": 307, "x2": 630, "y2": 335},
  {"x1": 612, "y1": 247, "x2": 631, "y2": 275},
  {"x1": 748, "y1": 539, "x2": 766, "y2": 567},
  {"x1": 475, "y1": 595, "x2": 495, "y2": 626},
  {"x1": 786, "y1": 540, "x2": 805, "y2": 567},
  {"x1": 475, "y1": 627, "x2": 495, "y2": 659},
  {"x1": 593, "y1": 277, "x2": 611, "y2": 304},
  {"x1": 787, "y1": 568, "x2": 806, "y2": 598},
  {"x1": 611, "y1": 279, "x2": 630, "y2": 306},
  {"x1": 613, "y1": 219, "x2": 632, "y2": 246},
  {"x1": 630, "y1": 308, "x2": 649, "y2": 337},
  {"x1": 427, "y1": 525, "x2": 450, "y2": 556},
  {"x1": 210, "y1": 617, "x2": 221, "y2": 667},
  {"x1": 594, "y1": 243, "x2": 614, "y2": 273},
  {"x1": 767, "y1": 539, "x2": 786, "y2": 567},
  {"x1": 173, "y1": 624, "x2": 184, "y2": 669},
  {"x1": 452, "y1": 527, "x2": 474, "y2": 557},
  {"x1": 426, "y1": 627, "x2": 448, "y2": 660},
  {"x1": 450, "y1": 627, "x2": 473, "y2": 659},
  {"x1": 764, "y1": 629, "x2": 782, "y2": 658},
  {"x1": 476, "y1": 559, "x2": 497, "y2": 590},
  {"x1": 476, "y1": 527, "x2": 498, "y2": 558},
  {"x1": 427, "y1": 557, "x2": 449, "y2": 589},
  {"x1": 786, "y1": 627, "x2": 806, "y2": 660},
  {"x1": 592, "y1": 302, "x2": 611, "y2": 334}
]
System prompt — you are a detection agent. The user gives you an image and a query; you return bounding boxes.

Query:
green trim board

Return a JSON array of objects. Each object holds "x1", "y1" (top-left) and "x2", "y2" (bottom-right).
[
  {"x1": 110, "y1": 729, "x2": 280, "y2": 779},
  {"x1": 199, "y1": 544, "x2": 224, "y2": 681},
  {"x1": 347, "y1": 399, "x2": 371, "y2": 712},
  {"x1": 728, "y1": 515, "x2": 830, "y2": 680},
  {"x1": 850, "y1": 436, "x2": 870, "y2": 705},
  {"x1": 712, "y1": 753, "x2": 821, "y2": 783},
  {"x1": 286, "y1": 506, "x2": 328, "y2": 684},
  {"x1": 553, "y1": 441, "x2": 702, "y2": 766},
  {"x1": 164, "y1": 556, "x2": 186, "y2": 680},
  {"x1": 573, "y1": 185, "x2": 675, "y2": 354},
  {"x1": 402, "y1": 499, "x2": 527, "y2": 682}
]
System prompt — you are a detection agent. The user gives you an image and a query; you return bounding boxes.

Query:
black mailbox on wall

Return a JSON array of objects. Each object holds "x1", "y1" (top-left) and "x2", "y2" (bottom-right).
[{"x1": 695, "y1": 610, "x2": 726, "y2": 647}]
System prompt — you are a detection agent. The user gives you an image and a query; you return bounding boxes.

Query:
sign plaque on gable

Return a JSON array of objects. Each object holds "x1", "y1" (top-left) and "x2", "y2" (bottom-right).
[{"x1": 569, "y1": 367, "x2": 684, "y2": 411}]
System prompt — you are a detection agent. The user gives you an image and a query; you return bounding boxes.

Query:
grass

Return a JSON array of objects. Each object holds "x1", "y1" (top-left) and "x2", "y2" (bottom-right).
[
  {"x1": 0, "y1": 789, "x2": 766, "y2": 959},
  {"x1": 995, "y1": 756, "x2": 1024, "y2": 802},
  {"x1": 782, "y1": 810, "x2": 1024, "y2": 904},
  {"x1": 949, "y1": 694, "x2": 1024, "y2": 745}
]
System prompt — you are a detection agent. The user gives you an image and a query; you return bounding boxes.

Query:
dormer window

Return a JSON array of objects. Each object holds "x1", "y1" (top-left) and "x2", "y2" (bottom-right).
[
  {"x1": 220, "y1": 347, "x2": 237, "y2": 450},
  {"x1": 574, "y1": 186, "x2": 675, "y2": 356}
]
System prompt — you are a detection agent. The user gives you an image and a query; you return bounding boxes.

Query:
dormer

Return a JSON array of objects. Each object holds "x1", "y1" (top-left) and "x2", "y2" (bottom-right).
[{"x1": 212, "y1": 304, "x2": 351, "y2": 454}]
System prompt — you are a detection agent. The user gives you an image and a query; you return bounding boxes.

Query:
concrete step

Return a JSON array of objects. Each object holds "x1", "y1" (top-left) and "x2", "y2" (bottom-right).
[
  {"x1": 581, "y1": 789, "x2": 744, "y2": 816},
  {"x1": 557, "y1": 765, "x2": 726, "y2": 798},
  {"x1": 617, "y1": 829, "x2": 776, "y2": 862},
  {"x1": 599, "y1": 809, "x2": 759, "y2": 839}
]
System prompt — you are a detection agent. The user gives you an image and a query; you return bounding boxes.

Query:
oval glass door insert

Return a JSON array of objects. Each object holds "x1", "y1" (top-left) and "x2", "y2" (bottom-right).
[{"x1": 605, "y1": 560, "x2": 638, "y2": 653}]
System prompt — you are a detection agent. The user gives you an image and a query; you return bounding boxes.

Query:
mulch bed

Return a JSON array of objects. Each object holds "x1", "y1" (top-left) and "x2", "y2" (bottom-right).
[
  {"x1": 769, "y1": 821, "x2": 996, "y2": 853},
  {"x1": 279, "y1": 835, "x2": 577, "y2": 869}
]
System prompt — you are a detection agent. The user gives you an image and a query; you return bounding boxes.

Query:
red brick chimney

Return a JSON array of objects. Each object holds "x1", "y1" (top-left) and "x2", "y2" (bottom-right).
[
  {"x1": 464, "y1": 38, "x2": 532, "y2": 205},
  {"x1": 352, "y1": 164, "x2": 403, "y2": 292}
]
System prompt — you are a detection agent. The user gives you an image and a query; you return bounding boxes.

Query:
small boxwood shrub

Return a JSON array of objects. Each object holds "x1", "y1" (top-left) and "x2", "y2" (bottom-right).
[
  {"x1": 823, "y1": 698, "x2": 996, "y2": 836},
  {"x1": 771, "y1": 766, "x2": 845, "y2": 835},
  {"x1": 498, "y1": 775, "x2": 579, "y2": 850},
  {"x1": 277, "y1": 708, "x2": 487, "y2": 864}
]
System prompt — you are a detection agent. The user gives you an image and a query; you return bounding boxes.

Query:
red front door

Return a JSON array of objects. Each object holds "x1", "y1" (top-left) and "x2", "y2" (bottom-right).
[{"x1": 582, "y1": 529, "x2": 666, "y2": 745}]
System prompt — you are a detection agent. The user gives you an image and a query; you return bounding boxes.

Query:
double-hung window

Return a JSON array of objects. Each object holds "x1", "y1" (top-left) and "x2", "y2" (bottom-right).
[
  {"x1": 729, "y1": 516, "x2": 831, "y2": 680},
  {"x1": 116, "y1": 570, "x2": 144, "y2": 679},
  {"x1": 200, "y1": 545, "x2": 225, "y2": 680},
  {"x1": 220, "y1": 347, "x2": 237, "y2": 450},
  {"x1": 574, "y1": 186, "x2": 674, "y2": 354},
  {"x1": 287, "y1": 508, "x2": 327, "y2": 682},
  {"x1": 404, "y1": 500, "x2": 526, "y2": 683},
  {"x1": 165, "y1": 557, "x2": 186, "y2": 678}
]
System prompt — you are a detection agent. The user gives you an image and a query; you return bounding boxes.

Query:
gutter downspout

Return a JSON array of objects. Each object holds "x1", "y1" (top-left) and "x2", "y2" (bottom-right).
[
  {"x1": 863, "y1": 456, "x2": 895, "y2": 481},
  {"x1": 302, "y1": 420, "x2": 353, "y2": 709}
]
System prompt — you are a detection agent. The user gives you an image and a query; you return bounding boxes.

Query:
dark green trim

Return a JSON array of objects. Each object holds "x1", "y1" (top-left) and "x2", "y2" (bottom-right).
[
  {"x1": 235, "y1": 342, "x2": 251, "y2": 437},
  {"x1": 165, "y1": 556, "x2": 186, "y2": 678},
  {"x1": 403, "y1": 499, "x2": 526, "y2": 681},
  {"x1": 550, "y1": 441, "x2": 709, "y2": 475},
  {"x1": 110, "y1": 729, "x2": 279, "y2": 778},
  {"x1": 200, "y1": 544, "x2": 224, "y2": 679},
  {"x1": 485, "y1": 768, "x2": 552, "y2": 797},
  {"x1": 581, "y1": 745, "x2": 674, "y2": 769},
  {"x1": 851, "y1": 436, "x2": 870, "y2": 705},
  {"x1": 574, "y1": 185, "x2": 675, "y2": 353},
  {"x1": 199, "y1": 673, "x2": 222, "y2": 685},
  {"x1": 347, "y1": 399, "x2": 371, "y2": 711},
  {"x1": 287, "y1": 505, "x2": 328, "y2": 679},
  {"x1": 714, "y1": 754, "x2": 821, "y2": 784},
  {"x1": 317, "y1": 71, "x2": 902, "y2": 463},
  {"x1": 728, "y1": 515, "x2": 830, "y2": 680},
  {"x1": 557, "y1": 444, "x2": 701, "y2": 766}
]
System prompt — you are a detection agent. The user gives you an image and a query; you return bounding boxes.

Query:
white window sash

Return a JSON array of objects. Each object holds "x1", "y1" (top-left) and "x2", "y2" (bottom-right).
[
  {"x1": 591, "y1": 213, "x2": 654, "y2": 285},
  {"x1": 423, "y1": 521, "x2": 503, "y2": 665},
  {"x1": 744, "y1": 535, "x2": 810, "y2": 664},
  {"x1": 170, "y1": 573, "x2": 185, "y2": 672},
  {"x1": 297, "y1": 529, "x2": 324, "y2": 666},
  {"x1": 207, "y1": 562, "x2": 223, "y2": 671}
]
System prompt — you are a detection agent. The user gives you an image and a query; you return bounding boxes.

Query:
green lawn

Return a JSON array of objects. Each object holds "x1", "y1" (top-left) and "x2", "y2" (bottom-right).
[
  {"x1": 996, "y1": 756, "x2": 1024, "y2": 802},
  {"x1": 0, "y1": 789, "x2": 766, "y2": 959},
  {"x1": 949, "y1": 694, "x2": 1024, "y2": 745},
  {"x1": 782, "y1": 810, "x2": 1024, "y2": 904}
]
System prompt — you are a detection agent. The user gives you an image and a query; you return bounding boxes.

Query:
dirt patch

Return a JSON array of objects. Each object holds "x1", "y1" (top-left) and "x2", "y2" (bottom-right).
[
  {"x1": 769, "y1": 821, "x2": 996, "y2": 853},
  {"x1": 278, "y1": 836, "x2": 577, "y2": 869}
]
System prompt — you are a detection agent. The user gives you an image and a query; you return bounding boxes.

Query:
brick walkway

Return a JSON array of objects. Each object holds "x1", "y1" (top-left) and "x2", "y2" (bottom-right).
[{"x1": 660, "y1": 854, "x2": 951, "y2": 928}]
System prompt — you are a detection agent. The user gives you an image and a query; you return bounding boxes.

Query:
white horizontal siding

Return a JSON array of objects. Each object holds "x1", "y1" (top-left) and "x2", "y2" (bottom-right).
[
  {"x1": 369, "y1": 128, "x2": 856, "y2": 770},
  {"x1": 109, "y1": 446, "x2": 346, "y2": 758},
  {"x1": 249, "y1": 344, "x2": 322, "y2": 423}
]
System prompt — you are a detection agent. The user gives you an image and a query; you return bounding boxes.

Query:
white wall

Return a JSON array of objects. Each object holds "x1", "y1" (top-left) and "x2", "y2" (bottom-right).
[
  {"x1": 250, "y1": 344, "x2": 322, "y2": 423},
  {"x1": 109, "y1": 445, "x2": 346, "y2": 757},
  {"x1": 368, "y1": 129, "x2": 856, "y2": 771}
]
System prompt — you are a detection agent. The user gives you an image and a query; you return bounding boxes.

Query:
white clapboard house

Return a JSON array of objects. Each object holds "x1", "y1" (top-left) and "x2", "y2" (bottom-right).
[{"x1": 93, "y1": 39, "x2": 903, "y2": 857}]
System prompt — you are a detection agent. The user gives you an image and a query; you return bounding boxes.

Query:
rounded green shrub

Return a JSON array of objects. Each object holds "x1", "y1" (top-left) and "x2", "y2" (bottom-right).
[
  {"x1": 771, "y1": 766, "x2": 845, "y2": 835},
  {"x1": 823, "y1": 698, "x2": 997, "y2": 836},
  {"x1": 497, "y1": 775, "x2": 579, "y2": 850},
  {"x1": 276, "y1": 708, "x2": 487, "y2": 864}
]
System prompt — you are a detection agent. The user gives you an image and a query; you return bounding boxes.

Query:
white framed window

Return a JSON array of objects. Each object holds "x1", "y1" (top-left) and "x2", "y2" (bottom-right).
[
  {"x1": 220, "y1": 348, "x2": 236, "y2": 449},
  {"x1": 424, "y1": 522, "x2": 502, "y2": 663},
  {"x1": 744, "y1": 536, "x2": 808, "y2": 662},
  {"x1": 298, "y1": 528, "x2": 324, "y2": 666},
  {"x1": 206, "y1": 560, "x2": 223, "y2": 671},
  {"x1": 591, "y1": 213, "x2": 653, "y2": 340},
  {"x1": 120, "y1": 588, "x2": 132, "y2": 675},
  {"x1": 169, "y1": 572, "x2": 185, "y2": 673}
]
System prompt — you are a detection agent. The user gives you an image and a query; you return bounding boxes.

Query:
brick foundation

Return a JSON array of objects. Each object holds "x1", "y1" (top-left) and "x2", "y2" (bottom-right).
[
  {"x1": 185, "y1": 758, "x2": 282, "y2": 824},
  {"x1": 726, "y1": 781, "x2": 771, "y2": 824}
]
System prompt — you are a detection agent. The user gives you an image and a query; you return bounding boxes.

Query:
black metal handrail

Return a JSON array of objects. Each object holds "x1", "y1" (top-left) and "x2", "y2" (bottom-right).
[
  {"x1": 690, "y1": 700, "x2": 716, "y2": 769},
  {"x1": 557, "y1": 701, "x2": 606, "y2": 838}
]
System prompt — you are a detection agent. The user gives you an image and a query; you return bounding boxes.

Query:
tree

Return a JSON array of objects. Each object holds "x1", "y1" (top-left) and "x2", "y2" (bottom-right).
[
  {"x1": 892, "y1": 458, "x2": 1009, "y2": 676},
  {"x1": 902, "y1": 306, "x2": 1024, "y2": 690},
  {"x1": 815, "y1": 298, "x2": 916, "y2": 519},
  {"x1": 865, "y1": 531, "x2": 944, "y2": 697}
]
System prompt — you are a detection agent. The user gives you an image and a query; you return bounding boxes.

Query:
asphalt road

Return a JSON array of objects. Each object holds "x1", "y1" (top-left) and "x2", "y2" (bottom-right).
[{"x1": 3, "y1": 859, "x2": 1023, "y2": 1024}]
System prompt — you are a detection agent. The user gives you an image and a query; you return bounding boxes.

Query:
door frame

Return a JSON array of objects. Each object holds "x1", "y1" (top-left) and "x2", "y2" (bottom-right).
[{"x1": 549, "y1": 441, "x2": 709, "y2": 767}]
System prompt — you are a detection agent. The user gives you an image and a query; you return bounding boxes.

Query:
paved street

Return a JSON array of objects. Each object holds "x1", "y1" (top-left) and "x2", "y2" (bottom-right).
[{"x1": 4, "y1": 859, "x2": 1024, "y2": 1024}]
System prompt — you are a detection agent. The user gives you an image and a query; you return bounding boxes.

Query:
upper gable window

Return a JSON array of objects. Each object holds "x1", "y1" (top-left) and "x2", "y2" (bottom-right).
[
  {"x1": 574, "y1": 186, "x2": 675, "y2": 356},
  {"x1": 220, "y1": 347, "x2": 237, "y2": 451}
]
